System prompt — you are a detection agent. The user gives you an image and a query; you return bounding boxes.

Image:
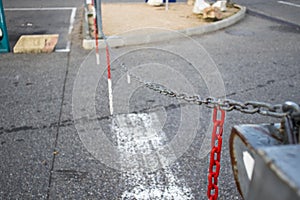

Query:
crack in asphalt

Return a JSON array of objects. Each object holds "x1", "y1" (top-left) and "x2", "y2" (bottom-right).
[
  {"x1": 0, "y1": 103, "x2": 186, "y2": 136},
  {"x1": 226, "y1": 71, "x2": 299, "y2": 98},
  {"x1": 2, "y1": 70, "x2": 298, "y2": 136}
]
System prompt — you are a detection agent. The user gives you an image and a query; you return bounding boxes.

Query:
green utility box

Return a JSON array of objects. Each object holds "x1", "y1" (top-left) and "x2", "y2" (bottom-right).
[{"x1": 0, "y1": 0, "x2": 10, "y2": 53}]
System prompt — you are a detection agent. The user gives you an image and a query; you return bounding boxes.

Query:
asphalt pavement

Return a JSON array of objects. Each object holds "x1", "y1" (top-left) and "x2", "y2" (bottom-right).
[
  {"x1": 233, "y1": 0, "x2": 300, "y2": 27},
  {"x1": 1, "y1": 0, "x2": 300, "y2": 199}
]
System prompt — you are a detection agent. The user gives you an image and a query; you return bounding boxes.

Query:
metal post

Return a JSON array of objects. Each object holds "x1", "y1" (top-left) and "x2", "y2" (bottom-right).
[
  {"x1": 165, "y1": 0, "x2": 169, "y2": 11},
  {"x1": 0, "y1": 0, "x2": 10, "y2": 53},
  {"x1": 94, "y1": 0, "x2": 104, "y2": 39}
]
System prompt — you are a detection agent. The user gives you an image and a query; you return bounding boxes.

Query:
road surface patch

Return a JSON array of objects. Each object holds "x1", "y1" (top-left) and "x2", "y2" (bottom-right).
[{"x1": 112, "y1": 112, "x2": 193, "y2": 199}]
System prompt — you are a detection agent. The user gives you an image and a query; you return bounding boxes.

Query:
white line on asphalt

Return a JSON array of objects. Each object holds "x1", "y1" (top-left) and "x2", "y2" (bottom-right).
[
  {"x1": 55, "y1": 49, "x2": 70, "y2": 53},
  {"x1": 4, "y1": 7, "x2": 77, "y2": 53},
  {"x1": 278, "y1": 1, "x2": 300, "y2": 8},
  {"x1": 112, "y1": 113, "x2": 193, "y2": 199},
  {"x1": 68, "y1": 8, "x2": 77, "y2": 35},
  {"x1": 55, "y1": 7, "x2": 77, "y2": 53}
]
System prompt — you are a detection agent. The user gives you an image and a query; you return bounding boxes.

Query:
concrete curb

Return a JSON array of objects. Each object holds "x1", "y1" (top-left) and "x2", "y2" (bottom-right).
[{"x1": 82, "y1": 5, "x2": 246, "y2": 49}]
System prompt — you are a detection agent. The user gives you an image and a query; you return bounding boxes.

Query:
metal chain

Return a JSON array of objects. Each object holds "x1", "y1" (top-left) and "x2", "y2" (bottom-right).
[
  {"x1": 119, "y1": 63, "x2": 288, "y2": 118},
  {"x1": 207, "y1": 107, "x2": 225, "y2": 200},
  {"x1": 98, "y1": 18, "x2": 297, "y2": 200},
  {"x1": 110, "y1": 56, "x2": 293, "y2": 200}
]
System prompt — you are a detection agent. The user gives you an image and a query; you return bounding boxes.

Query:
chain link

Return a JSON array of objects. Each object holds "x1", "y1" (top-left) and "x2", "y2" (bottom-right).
[{"x1": 119, "y1": 63, "x2": 289, "y2": 118}]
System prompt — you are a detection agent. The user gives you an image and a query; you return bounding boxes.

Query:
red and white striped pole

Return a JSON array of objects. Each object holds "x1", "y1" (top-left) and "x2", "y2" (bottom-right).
[
  {"x1": 106, "y1": 44, "x2": 114, "y2": 115},
  {"x1": 92, "y1": 0, "x2": 113, "y2": 115},
  {"x1": 91, "y1": 0, "x2": 100, "y2": 64}
]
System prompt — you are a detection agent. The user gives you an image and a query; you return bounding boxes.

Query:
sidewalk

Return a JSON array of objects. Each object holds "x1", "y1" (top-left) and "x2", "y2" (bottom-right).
[
  {"x1": 101, "y1": 3, "x2": 238, "y2": 35},
  {"x1": 83, "y1": 2, "x2": 246, "y2": 49}
]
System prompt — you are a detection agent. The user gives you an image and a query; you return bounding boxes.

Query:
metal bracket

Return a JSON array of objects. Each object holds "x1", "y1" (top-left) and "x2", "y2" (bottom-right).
[
  {"x1": 281, "y1": 101, "x2": 300, "y2": 144},
  {"x1": 230, "y1": 123, "x2": 300, "y2": 200}
]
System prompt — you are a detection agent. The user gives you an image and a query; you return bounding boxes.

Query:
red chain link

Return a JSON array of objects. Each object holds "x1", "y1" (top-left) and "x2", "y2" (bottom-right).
[{"x1": 207, "y1": 107, "x2": 226, "y2": 200}]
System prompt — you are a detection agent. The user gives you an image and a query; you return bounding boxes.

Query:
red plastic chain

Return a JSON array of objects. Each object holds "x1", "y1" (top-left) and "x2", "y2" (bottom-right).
[{"x1": 207, "y1": 107, "x2": 226, "y2": 200}]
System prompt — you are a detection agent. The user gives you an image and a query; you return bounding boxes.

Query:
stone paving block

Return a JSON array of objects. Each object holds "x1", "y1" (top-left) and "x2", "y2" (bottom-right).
[{"x1": 13, "y1": 34, "x2": 59, "y2": 53}]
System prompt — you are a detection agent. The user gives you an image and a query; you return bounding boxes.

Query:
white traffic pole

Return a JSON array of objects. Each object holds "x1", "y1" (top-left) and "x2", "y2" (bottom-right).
[
  {"x1": 93, "y1": 0, "x2": 114, "y2": 115},
  {"x1": 106, "y1": 45, "x2": 114, "y2": 115},
  {"x1": 165, "y1": 0, "x2": 169, "y2": 11}
]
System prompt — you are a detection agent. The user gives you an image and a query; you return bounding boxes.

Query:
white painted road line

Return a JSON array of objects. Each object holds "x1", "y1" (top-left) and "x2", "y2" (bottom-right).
[
  {"x1": 112, "y1": 113, "x2": 193, "y2": 199},
  {"x1": 278, "y1": 1, "x2": 300, "y2": 8},
  {"x1": 4, "y1": 7, "x2": 77, "y2": 53},
  {"x1": 55, "y1": 7, "x2": 77, "y2": 53}
]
